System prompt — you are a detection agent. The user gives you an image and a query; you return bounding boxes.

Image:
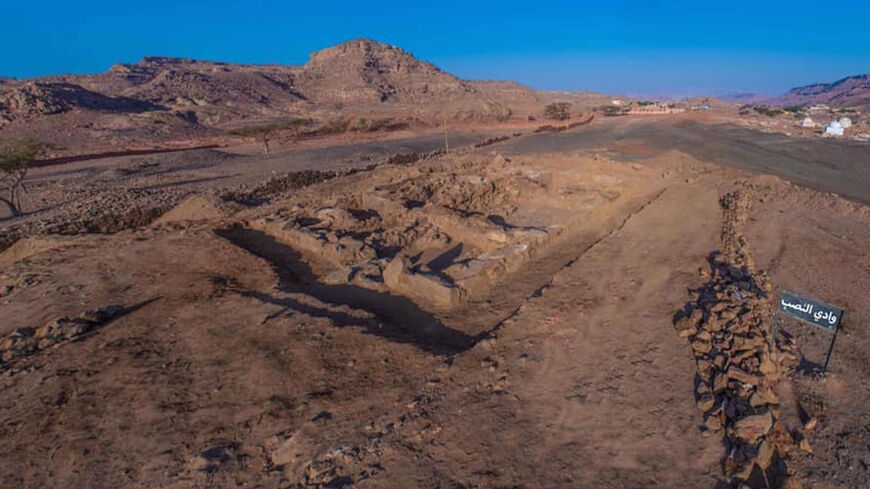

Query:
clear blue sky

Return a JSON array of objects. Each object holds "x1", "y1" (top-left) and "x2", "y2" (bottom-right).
[{"x1": 3, "y1": 1, "x2": 869, "y2": 96}]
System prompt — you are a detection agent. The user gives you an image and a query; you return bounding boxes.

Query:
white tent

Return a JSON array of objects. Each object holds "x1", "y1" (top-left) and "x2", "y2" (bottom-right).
[
  {"x1": 800, "y1": 117, "x2": 816, "y2": 128},
  {"x1": 825, "y1": 120, "x2": 844, "y2": 137},
  {"x1": 838, "y1": 117, "x2": 853, "y2": 128}
]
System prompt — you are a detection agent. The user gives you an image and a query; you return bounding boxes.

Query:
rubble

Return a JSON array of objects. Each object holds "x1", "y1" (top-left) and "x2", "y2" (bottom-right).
[
  {"x1": 673, "y1": 190, "x2": 803, "y2": 486},
  {"x1": 248, "y1": 159, "x2": 566, "y2": 310},
  {"x1": 0, "y1": 305, "x2": 126, "y2": 375}
]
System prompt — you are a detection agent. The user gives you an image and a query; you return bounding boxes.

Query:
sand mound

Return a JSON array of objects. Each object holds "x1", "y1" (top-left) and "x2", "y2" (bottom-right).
[{"x1": 153, "y1": 195, "x2": 229, "y2": 225}]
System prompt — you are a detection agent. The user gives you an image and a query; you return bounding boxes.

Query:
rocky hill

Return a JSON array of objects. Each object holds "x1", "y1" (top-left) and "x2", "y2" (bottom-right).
[
  {"x1": 771, "y1": 73, "x2": 870, "y2": 109},
  {"x1": 0, "y1": 39, "x2": 548, "y2": 155},
  {"x1": 0, "y1": 81, "x2": 159, "y2": 117},
  {"x1": 1, "y1": 39, "x2": 541, "y2": 128}
]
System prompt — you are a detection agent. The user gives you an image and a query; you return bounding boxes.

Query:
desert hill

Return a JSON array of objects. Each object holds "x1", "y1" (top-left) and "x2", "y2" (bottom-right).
[
  {"x1": 0, "y1": 39, "x2": 552, "y2": 156},
  {"x1": 771, "y1": 73, "x2": 870, "y2": 110},
  {"x1": 0, "y1": 40, "x2": 541, "y2": 132}
]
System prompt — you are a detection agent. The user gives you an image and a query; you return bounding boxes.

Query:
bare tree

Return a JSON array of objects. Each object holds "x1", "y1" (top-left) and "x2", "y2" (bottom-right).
[{"x1": 0, "y1": 138, "x2": 43, "y2": 217}]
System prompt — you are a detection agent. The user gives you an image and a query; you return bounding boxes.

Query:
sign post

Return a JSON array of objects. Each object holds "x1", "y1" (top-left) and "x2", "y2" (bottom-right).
[{"x1": 777, "y1": 290, "x2": 844, "y2": 374}]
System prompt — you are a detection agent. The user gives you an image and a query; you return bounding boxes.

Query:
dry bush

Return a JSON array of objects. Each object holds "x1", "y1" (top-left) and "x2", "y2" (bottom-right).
[{"x1": 544, "y1": 102, "x2": 571, "y2": 121}]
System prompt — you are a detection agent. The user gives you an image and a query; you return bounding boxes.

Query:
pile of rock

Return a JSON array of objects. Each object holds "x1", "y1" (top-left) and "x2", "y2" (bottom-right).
[
  {"x1": 674, "y1": 191, "x2": 804, "y2": 486},
  {"x1": 0, "y1": 305, "x2": 124, "y2": 375}
]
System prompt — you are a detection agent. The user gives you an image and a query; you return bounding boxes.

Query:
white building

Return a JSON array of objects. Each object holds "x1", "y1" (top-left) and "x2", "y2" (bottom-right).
[
  {"x1": 838, "y1": 117, "x2": 853, "y2": 128},
  {"x1": 800, "y1": 117, "x2": 816, "y2": 128},
  {"x1": 824, "y1": 120, "x2": 844, "y2": 137}
]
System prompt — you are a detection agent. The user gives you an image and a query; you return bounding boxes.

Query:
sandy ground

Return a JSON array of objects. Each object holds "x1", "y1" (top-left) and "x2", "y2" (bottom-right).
[{"x1": 1, "y1": 116, "x2": 869, "y2": 488}]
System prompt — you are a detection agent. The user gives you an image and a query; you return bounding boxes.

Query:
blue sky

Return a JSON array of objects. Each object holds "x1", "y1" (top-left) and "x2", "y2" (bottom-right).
[{"x1": 2, "y1": 1, "x2": 869, "y2": 96}]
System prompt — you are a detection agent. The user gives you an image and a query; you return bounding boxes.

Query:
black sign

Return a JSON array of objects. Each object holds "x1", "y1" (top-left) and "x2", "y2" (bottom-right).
[{"x1": 778, "y1": 290, "x2": 843, "y2": 332}]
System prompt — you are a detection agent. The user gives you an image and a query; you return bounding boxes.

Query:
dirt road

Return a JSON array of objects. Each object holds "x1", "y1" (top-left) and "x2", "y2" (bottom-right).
[{"x1": 496, "y1": 117, "x2": 870, "y2": 204}]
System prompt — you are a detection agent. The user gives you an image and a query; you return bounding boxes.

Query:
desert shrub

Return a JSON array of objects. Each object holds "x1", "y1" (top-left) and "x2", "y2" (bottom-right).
[
  {"x1": 601, "y1": 105, "x2": 629, "y2": 116},
  {"x1": 228, "y1": 118, "x2": 311, "y2": 154},
  {"x1": 0, "y1": 138, "x2": 43, "y2": 216},
  {"x1": 311, "y1": 119, "x2": 351, "y2": 136},
  {"x1": 782, "y1": 105, "x2": 804, "y2": 114},
  {"x1": 544, "y1": 102, "x2": 571, "y2": 121},
  {"x1": 386, "y1": 152, "x2": 420, "y2": 165},
  {"x1": 364, "y1": 118, "x2": 409, "y2": 132},
  {"x1": 495, "y1": 108, "x2": 512, "y2": 122},
  {"x1": 752, "y1": 106, "x2": 783, "y2": 117}
]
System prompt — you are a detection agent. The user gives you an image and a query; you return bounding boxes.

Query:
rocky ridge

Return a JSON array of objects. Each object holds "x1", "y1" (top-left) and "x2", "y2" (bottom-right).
[{"x1": 1, "y1": 39, "x2": 539, "y2": 127}]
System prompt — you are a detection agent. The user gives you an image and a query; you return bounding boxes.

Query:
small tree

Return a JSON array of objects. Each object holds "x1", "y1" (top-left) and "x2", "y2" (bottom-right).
[
  {"x1": 544, "y1": 102, "x2": 571, "y2": 121},
  {"x1": 228, "y1": 118, "x2": 310, "y2": 155},
  {"x1": 0, "y1": 138, "x2": 43, "y2": 217},
  {"x1": 238, "y1": 127, "x2": 274, "y2": 154}
]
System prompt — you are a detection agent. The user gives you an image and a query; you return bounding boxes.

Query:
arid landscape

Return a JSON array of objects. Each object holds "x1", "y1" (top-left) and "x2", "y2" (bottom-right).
[{"x1": 2, "y1": 37, "x2": 870, "y2": 489}]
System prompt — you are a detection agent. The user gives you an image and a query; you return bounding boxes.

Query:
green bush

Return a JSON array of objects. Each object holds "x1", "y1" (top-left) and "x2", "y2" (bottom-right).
[
  {"x1": 1, "y1": 138, "x2": 43, "y2": 216},
  {"x1": 752, "y1": 106, "x2": 783, "y2": 117}
]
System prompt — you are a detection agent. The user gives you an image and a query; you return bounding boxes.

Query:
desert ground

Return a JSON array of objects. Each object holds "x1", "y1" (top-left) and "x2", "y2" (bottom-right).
[{"x1": 2, "y1": 110, "x2": 870, "y2": 489}]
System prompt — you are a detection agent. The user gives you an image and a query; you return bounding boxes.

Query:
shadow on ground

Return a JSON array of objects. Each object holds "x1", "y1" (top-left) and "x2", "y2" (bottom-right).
[{"x1": 216, "y1": 226, "x2": 476, "y2": 355}]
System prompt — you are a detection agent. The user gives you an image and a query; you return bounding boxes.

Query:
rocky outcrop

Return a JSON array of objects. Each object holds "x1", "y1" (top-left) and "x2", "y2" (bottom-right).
[
  {"x1": 0, "y1": 305, "x2": 126, "y2": 375},
  {"x1": 295, "y1": 38, "x2": 477, "y2": 105},
  {"x1": 0, "y1": 81, "x2": 160, "y2": 119}
]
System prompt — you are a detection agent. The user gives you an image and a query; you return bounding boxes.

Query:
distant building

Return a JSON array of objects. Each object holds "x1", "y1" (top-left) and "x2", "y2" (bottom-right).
[
  {"x1": 800, "y1": 117, "x2": 816, "y2": 128},
  {"x1": 824, "y1": 120, "x2": 844, "y2": 137},
  {"x1": 838, "y1": 117, "x2": 853, "y2": 128},
  {"x1": 808, "y1": 104, "x2": 830, "y2": 112}
]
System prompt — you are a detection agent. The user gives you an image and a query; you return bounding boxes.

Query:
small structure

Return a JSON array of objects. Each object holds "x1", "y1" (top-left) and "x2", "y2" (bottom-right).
[
  {"x1": 800, "y1": 117, "x2": 816, "y2": 128},
  {"x1": 824, "y1": 120, "x2": 844, "y2": 137},
  {"x1": 808, "y1": 104, "x2": 830, "y2": 112},
  {"x1": 838, "y1": 117, "x2": 853, "y2": 128}
]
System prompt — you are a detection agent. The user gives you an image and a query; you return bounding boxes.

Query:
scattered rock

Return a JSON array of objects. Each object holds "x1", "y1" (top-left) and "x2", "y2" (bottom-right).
[
  {"x1": 756, "y1": 440, "x2": 774, "y2": 469},
  {"x1": 799, "y1": 437, "x2": 813, "y2": 454},
  {"x1": 730, "y1": 411, "x2": 773, "y2": 445},
  {"x1": 697, "y1": 393, "x2": 715, "y2": 412},
  {"x1": 706, "y1": 414, "x2": 723, "y2": 432},
  {"x1": 0, "y1": 305, "x2": 129, "y2": 374}
]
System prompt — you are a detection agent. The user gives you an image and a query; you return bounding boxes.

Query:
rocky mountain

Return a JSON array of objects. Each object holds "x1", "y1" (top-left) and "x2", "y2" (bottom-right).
[
  {"x1": 295, "y1": 39, "x2": 474, "y2": 105},
  {"x1": 771, "y1": 73, "x2": 870, "y2": 109},
  {"x1": 0, "y1": 39, "x2": 541, "y2": 129}
]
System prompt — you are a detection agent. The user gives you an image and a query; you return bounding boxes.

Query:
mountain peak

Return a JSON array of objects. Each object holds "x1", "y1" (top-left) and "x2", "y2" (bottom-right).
[{"x1": 305, "y1": 38, "x2": 421, "y2": 69}]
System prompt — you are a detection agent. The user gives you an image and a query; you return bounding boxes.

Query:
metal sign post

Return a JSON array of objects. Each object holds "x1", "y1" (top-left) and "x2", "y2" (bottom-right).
[{"x1": 777, "y1": 290, "x2": 844, "y2": 374}]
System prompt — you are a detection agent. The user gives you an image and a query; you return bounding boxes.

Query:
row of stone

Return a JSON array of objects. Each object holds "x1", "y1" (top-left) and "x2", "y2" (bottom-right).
[{"x1": 676, "y1": 252, "x2": 802, "y2": 485}]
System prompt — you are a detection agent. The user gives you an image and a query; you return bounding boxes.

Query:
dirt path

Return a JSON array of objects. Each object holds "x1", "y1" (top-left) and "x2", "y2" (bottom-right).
[
  {"x1": 434, "y1": 181, "x2": 728, "y2": 487},
  {"x1": 494, "y1": 117, "x2": 870, "y2": 205}
]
